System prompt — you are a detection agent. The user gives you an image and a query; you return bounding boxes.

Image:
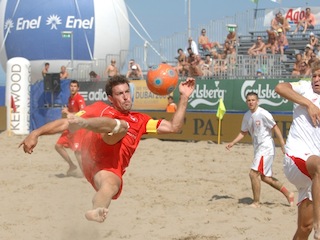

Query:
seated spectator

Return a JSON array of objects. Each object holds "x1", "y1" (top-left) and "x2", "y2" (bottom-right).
[
  {"x1": 298, "y1": 61, "x2": 312, "y2": 78},
  {"x1": 293, "y1": 7, "x2": 316, "y2": 34},
  {"x1": 200, "y1": 54, "x2": 214, "y2": 78},
  {"x1": 198, "y1": 28, "x2": 221, "y2": 52},
  {"x1": 264, "y1": 36, "x2": 278, "y2": 54},
  {"x1": 104, "y1": 59, "x2": 119, "y2": 78},
  {"x1": 60, "y1": 65, "x2": 69, "y2": 79},
  {"x1": 291, "y1": 53, "x2": 303, "y2": 76},
  {"x1": 315, "y1": 45, "x2": 320, "y2": 59},
  {"x1": 225, "y1": 30, "x2": 237, "y2": 47},
  {"x1": 187, "y1": 52, "x2": 203, "y2": 77},
  {"x1": 308, "y1": 52, "x2": 320, "y2": 68},
  {"x1": 42, "y1": 62, "x2": 50, "y2": 78},
  {"x1": 184, "y1": 37, "x2": 199, "y2": 56},
  {"x1": 89, "y1": 71, "x2": 100, "y2": 82},
  {"x1": 175, "y1": 48, "x2": 189, "y2": 77},
  {"x1": 126, "y1": 59, "x2": 143, "y2": 80},
  {"x1": 256, "y1": 69, "x2": 265, "y2": 79},
  {"x1": 276, "y1": 28, "x2": 289, "y2": 58},
  {"x1": 248, "y1": 36, "x2": 266, "y2": 56},
  {"x1": 271, "y1": 11, "x2": 290, "y2": 35},
  {"x1": 302, "y1": 44, "x2": 313, "y2": 63},
  {"x1": 308, "y1": 32, "x2": 319, "y2": 48}
]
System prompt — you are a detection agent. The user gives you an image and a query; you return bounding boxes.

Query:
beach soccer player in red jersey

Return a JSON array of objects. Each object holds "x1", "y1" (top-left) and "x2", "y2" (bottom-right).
[
  {"x1": 55, "y1": 80, "x2": 86, "y2": 176},
  {"x1": 20, "y1": 75, "x2": 195, "y2": 223}
]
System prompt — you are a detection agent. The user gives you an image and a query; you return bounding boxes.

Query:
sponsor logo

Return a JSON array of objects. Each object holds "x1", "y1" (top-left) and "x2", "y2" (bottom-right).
[
  {"x1": 189, "y1": 81, "x2": 226, "y2": 108},
  {"x1": 79, "y1": 89, "x2": 108, "y2": 102},
  {"x1": 241, "y1": 80, "x2": 288, "y2": 106}
]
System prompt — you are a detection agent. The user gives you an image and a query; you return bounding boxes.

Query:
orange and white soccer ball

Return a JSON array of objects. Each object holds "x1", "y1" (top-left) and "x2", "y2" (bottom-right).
[{"x1": 146, "y1": 63, "x2": 179, "y2": 95}]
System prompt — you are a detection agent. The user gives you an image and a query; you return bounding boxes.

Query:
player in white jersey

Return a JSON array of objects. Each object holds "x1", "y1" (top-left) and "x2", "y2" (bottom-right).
[
  {"x1": 226, "y1": 92, "x2": 294, "y2": 208},
  {"x1": 275, "y1": 62, "x2": 320, "y2": 240}
]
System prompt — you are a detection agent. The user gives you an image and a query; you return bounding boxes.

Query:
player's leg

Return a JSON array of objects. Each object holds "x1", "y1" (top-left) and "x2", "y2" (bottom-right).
[
  {"x1": 306, "y1": 155, "x2": 320, "y2": 239},
  {"x1": 293, "y1": 199, "x2": 313, "y2": 240},
  {"x1": 55, "y1": 143, "x2": 77, "y2": 174},
  {"x1": 85, "y1": 170, "x2": 121, "y2": 223},
  {"x1": 249, "y1": 169, "x2": 261, "y2": 207}
]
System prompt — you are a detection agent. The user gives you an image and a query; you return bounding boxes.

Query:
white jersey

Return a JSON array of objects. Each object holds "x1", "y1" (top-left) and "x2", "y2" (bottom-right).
[
  {"x1": 285, "y1": 80, "x2": 320, "y2": 158},
  {"x1": 241, "y1": 106, "x2": 276, "y2": 157}
]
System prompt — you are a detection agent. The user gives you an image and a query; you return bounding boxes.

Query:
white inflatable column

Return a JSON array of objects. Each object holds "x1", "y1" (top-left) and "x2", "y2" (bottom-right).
[{"x1": 5, "y1": 57, "x2": 31, "y2": 135}]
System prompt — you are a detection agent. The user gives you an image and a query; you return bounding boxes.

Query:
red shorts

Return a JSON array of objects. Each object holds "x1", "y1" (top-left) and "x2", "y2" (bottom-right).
[
  {"x1": 56, "y1": 130, "x2": 81, "y2": 151},
  {"x1": 202, "y1": 43, "x2": 214, "y2": 50}
]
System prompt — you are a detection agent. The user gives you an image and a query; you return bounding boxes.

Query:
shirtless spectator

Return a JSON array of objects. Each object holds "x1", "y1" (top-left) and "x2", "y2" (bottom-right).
[
  {"x1": 303, "y1": 44, "x2": 314, "y2": 63},
  {"x1": 225, "y1": 30, "x2": 237, "y2": 47},
  {"x1": 201, "y1": 54, "x2": 214, "y2": 78},
  {"x1": 42, "y1": 62, "x2": 50, "y2": 78},
  {"x1": 104, "y1": 59, "x2": 119, "y2": 78},
  {"x1": 291, "y1": 53, "x2": 303, "y2": 76},
  {"x1": 271, "y1": 12, "x2": 290, "y2": 35},
  {"x1": 187, "y1": 52, "x2": 203, "y2": 77},
  {"x1": 293, "y1": 7, "x2": 316, "y2": 34},
  {"x1": 308, "y1": 52, "x2": 320, "y2": 68},
  {"x1": 248, "y1": 36, "x2": 266, "y2": 56},
  {"x1": 264, "y1": 34, "x2": 278, "y2": 54},
  {"x1": 60, "y1": 65, "x2": 69, "y2": 79},
  {"x1": 175, "y1": 48, "x2": 189, "y2": 77},
  {"x1": 276, "y1": 28, "x2": 289, "y2": 57},
  {"x1": 198, "y1": 28, "x2": 221, "y2": 52},
  {"x1": 126, "y1": 59, "x2": 143, "y2": 80},
  {"x1": 309, "y1": 32, "x2": 319, "y2": 48},
  {"x1": 298, "y1": 61, "x2": 312, "y2": 78},
  {"x1": 184, "y1": 37, "x2": 199, "y2": 56}
]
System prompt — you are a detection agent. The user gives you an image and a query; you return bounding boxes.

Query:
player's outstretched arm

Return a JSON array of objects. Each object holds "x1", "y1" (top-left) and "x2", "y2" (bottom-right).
[
  {"x1": 19, "y1": 118, "x2": 69, "y2": 154},
  {"x1": 157, "y1": 78, "x2": 195, "y2": 134}
]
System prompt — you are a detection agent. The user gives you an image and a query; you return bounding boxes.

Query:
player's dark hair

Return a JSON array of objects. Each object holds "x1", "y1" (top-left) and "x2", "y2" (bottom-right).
[
  {"x1": 70, "y1": 79, "x2": 79, "y2": 87},
  {"x1": 105, "y1": 75, "x2": 130, "y2": 96},
  {"x1": 246, "y1": 91, "x2": 258, "y2": 99}
]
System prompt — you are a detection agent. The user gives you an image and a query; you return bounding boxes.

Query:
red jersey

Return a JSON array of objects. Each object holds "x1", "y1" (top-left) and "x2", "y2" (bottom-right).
[
  {"x1": 75, "y1": 101, "x2": 161, "y2": 198},
  {"x1": 68, "y1": 92, "x2": 85, "y2": 113}
]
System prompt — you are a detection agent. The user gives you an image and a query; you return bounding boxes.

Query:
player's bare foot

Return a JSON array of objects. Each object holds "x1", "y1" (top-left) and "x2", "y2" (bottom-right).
[
  {"x1": 85, "y1": 208, "x2": 108, "y2": 223},
  {"x1": 287, "y1": 192, "x2": 294, "y2": 207},
  {"x1": 66, "y1": 165, "x2": 77, "y2": 176},
  {"x1": 249, "y1": 202, "x2": 260, "y2": 208}
]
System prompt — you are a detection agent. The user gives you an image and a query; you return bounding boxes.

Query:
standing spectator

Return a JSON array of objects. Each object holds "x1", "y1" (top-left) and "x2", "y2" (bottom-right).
[
  {"x1": 126, "y1": 59, "x2": 143, "y2": 80},
  {"x1": 42, "y1": 62, "x2": 50, "y2": 78},
  {"x1": 276, "y1": 28, "x2": 289, "y2": 59},
  {"x1": 293, "y1": 7, "x2": 316, "y2": 34},
  {"x1": 104, "y1": 59, "x2": 119, "y2": 78},
  {"x1": 184, "y1": 37, "x2": 199, "y2": 56},
  {"x1": 55, "y1": 80, "x2": 86, "y2": 176},
  {"x1": 60, "y1": 65, "x2": 69, "y2": 79},
  {"x1": 198, "y1": 28, "x2": 221, "y2": 52},
  {"x1": 248, "y1": 36, "x2": 266, "y2": 56},
  {"x1": 226, "y1": 92, "x2": 294, "y2": 208},
  {"x1": 166, "y1": 96, "x2": 177, "y2": 113},
  {"x1": 275, "y1": 64, "x2": 320, "y2": 240}
]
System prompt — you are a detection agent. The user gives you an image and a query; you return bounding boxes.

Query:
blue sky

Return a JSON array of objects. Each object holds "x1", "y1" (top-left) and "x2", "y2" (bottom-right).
[
  {"x1": 126, "y1": 0, "x2": 315, "y2": 48},
  {"x1": 0, "y1": 0, "x2": 316, "y2": 85}
]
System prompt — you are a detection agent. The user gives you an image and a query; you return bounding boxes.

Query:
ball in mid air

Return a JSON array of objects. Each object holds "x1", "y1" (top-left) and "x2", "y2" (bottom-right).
[{"x1": 146, "y1": 63, "x2": 179, "y2": 95}]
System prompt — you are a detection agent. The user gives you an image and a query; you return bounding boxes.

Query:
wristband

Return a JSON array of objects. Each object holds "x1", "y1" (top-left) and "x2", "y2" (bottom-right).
[{"x1": 108, "y1": 119, "x2": 121, "y2": 136}]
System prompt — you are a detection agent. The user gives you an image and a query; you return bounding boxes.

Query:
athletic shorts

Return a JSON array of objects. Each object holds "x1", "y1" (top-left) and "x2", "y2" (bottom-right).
[
  {"x1": 251, "y1": 155, "x2": 274, "y2": 177},
  {"x1": 284, "y1": 154, "x2": 312, "y2": 205},
  {"x1": 56, "y1": 130, "x2": 81, "y2": 151}
]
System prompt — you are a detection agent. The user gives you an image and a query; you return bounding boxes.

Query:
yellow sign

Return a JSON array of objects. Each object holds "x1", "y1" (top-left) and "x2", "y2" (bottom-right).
[{"x1": 131, "y1": 80, "x2": 168, "y2": 110}]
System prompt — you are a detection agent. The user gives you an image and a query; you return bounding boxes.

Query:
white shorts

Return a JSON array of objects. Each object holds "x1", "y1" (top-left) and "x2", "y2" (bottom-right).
[
  {"x1": 283, "y1": 154, "x2": 312, "y2": 205},
  {"x1": 251, "y1": 155, "x2": 273, "y2": 177}
]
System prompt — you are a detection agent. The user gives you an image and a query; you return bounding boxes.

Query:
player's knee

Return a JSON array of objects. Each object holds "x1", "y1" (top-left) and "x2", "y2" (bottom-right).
[{"x1": 297, "y1": 222, "x2": 313, "y2": 237}]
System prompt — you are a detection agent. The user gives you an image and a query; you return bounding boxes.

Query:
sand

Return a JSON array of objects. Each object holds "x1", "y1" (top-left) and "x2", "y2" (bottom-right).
[{"x1": 0, "y1": 132, "x2": 299, "y2": 240}]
